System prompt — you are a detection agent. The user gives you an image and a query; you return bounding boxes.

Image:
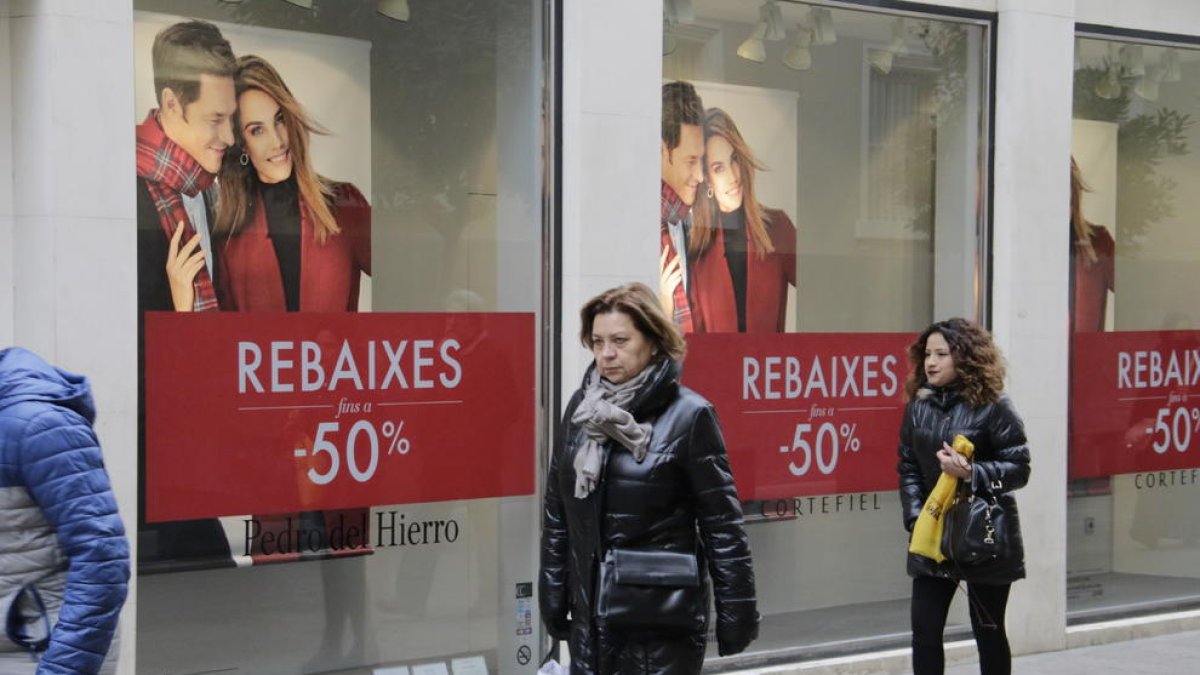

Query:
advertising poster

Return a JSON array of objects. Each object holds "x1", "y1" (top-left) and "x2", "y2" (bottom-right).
[
  {"x1": 1070, "y1": 330, "x2": 1200, "y2": 479},
  {"x1": 659, "y1": 79, "x2": 798, "y2": 335},
  {"x1": 683, "y1": 333, "x2": 910, "y2": 500},
  {"x1": 134, "y1": 13, "x2": 535, "y2": 573},
  {"x1": 660, "y1": 79, "x2": 911, "y2": 506}
]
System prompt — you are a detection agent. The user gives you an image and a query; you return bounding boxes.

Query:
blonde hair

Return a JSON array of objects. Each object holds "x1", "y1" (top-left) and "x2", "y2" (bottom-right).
[
  {"x1": 1071, "y1": 156, "x2": 1097, "y2": 264},
  {"x1": 689, "y1": 108, "x2": 774, "y2": 257},
  {"x1": 216, "y1": 55, "x2": 338, "y2": 242}
]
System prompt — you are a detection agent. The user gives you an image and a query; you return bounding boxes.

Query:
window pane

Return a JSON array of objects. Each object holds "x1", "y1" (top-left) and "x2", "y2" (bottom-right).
[
  {"x1": 133, "y1": 1, "x2": 548, "y2": 673},
  {"x1": 663, "y1": 0, "x2": 990, "y2": 659},
  {"x1": 1068, "y1": 35, "x2": 1200, "y2": 623}
]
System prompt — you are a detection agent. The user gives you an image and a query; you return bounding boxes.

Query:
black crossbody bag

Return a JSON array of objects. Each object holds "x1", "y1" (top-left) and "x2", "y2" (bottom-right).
[{"x1": 595, "y1": 547, "x2": 704, "y2": 633}]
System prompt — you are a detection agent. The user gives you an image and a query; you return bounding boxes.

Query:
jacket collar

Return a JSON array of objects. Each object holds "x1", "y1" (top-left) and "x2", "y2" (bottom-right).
[{"x1": 917, "y1": 382, "x2": 963, "y2": 410}]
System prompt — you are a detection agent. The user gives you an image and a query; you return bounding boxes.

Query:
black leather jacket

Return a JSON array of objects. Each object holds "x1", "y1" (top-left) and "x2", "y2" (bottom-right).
[
  {"x1": 897, "y1": 384, "x2": 1031, "y2": 583},
  {"x1": 540, "y1": 359, "x2": 758, "y2": 673}
]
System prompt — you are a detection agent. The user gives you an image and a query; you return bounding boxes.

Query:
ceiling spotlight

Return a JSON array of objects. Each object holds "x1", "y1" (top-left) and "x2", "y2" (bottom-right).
[
  {"x1": 1161, "y1": 48, "x2": 1182, "y2": 82},
  {"x1": 809, "y1": 7, "x2": 837, "y2": 46},
  {"x1": 737, "y1": 22, "x2": 768, "y2": 63},
  {"x1": 378, "y1": 0, "x2": 410, "y2": 21},
  {"x1": 1120, "y1": 44, "x2": 1145, "y2": 77},
  {"x1": 762, "y1": 1, "x2": 786, "y2": 42},
  {"x1": 1094, "y1": 66, "x2": 1122, "y2": 100},
  {"x1": 783, "y1": 26, "x2": 813, "y2": 71},
  {"x1": 664, "y1": 0, "x2": 695, "y2": 25},
  {"x1": 867, "y1": 47, "x2": 894, "y2": 75}
]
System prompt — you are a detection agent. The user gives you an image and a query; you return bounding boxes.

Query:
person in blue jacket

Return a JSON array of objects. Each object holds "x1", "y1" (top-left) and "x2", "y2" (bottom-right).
[{"x1": 0, "y1": 347, "x2": 130, "y2": 674}]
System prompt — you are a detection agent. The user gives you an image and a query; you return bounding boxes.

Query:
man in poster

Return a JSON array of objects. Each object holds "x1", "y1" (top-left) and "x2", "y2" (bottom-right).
[
  {"x1": 660, "y1": 81, "x2": 705, "y2": 333},
  {"x1": 135, "y1": 20, "x2": 238, "y2": 566}
]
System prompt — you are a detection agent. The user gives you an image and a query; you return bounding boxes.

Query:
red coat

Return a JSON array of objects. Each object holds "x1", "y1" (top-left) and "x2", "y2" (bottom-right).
[
  {"x1": 218, "y1": 182, "x2": 371, "y2": 312},
  {"x1": 1071, "y1": 225, "x2": 1114, "y2": 333},
  {"x1": 688, "y1": 208, "x2": 797, "y2": 333}
]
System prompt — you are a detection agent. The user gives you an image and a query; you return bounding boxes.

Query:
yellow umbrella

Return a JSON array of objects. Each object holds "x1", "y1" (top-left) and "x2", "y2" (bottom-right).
[{"x1": 908, "y1": 434, "x2": 975, "y2": 562}]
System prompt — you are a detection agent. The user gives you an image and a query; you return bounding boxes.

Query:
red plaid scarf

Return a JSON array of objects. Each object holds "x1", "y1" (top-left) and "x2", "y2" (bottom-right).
[
  {"x1": 660, "y1": 181, "x2": 693, "y2": 333},
  {"x1": 136, "y1": 110, "x2": 220, "y2": 312}
]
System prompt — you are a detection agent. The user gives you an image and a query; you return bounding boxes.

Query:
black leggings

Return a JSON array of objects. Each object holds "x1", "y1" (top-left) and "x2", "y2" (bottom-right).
[{"x1": 911, "y1": 576, "x2": 1011, "y2": 675}]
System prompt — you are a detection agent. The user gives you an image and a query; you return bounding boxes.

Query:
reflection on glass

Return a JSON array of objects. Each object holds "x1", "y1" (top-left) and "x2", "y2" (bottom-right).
[
  {"x1": 134, "y1": 0, "x2": 547, "y2": 673},
  {"x1": 663, "y1": 2, "x2": 991, "y2": 660},
  {"x1": 1069, "y1": 35, "x2": 1200, "y2": 623}
]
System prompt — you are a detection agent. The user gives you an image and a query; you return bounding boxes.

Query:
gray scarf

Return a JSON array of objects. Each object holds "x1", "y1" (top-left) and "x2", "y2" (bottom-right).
[{"x1": 571, "y1": 365, "x2": 655, "y2": 499}]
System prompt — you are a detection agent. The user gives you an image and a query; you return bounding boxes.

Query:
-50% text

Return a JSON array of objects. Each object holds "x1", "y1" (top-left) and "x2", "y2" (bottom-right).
[
  {"x1": 781, "y1": 422, "x2": 861, "y2": 476},
  {"x1": 294, "y1": 420, "x2": 411, "y2": 485}
]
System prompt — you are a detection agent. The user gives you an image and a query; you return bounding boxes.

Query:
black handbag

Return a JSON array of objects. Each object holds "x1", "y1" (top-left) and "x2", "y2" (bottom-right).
[
  {"x1": 595, "y1": 547, "x2": 704, "y2": 633},
  {"x1": 941, "y1": 481, "x2": 1019, "y2": 569}
]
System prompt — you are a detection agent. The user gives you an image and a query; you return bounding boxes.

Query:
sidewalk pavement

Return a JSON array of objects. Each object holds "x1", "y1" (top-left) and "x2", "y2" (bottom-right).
[{"x1": 945, "y1": 629, "x2": 1200, "y2": 674}]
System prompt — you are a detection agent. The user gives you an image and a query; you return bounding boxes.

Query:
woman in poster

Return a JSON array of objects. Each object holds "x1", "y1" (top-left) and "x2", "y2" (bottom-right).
[
  {"x1": 212, "y1": 55, "x2": 372, "y2": 664},
  {"x1": 686, "y1": 107, "x2": 796, "y2": 333},
  {"x1": 215, "y1": 54, "x2": 371, "y2": 312},
  {"x1": 897, "y1": 318, "x2": 1030, "y2": 675},
  {"x1": 1070, "y1": 157, "x2": 1115, "y2": 333}
]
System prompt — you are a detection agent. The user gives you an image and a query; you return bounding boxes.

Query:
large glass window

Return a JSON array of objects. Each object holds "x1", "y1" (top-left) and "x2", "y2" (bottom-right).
[
  {"x1": 132, "y1": 1, "x2": 550, "y2": 673},
  {"x1": 1068, "y1": 34, "x2": 1200, "y2": 623},
  {"x1": 662, "y1": 0, "x2": 990, "y2": 663}
]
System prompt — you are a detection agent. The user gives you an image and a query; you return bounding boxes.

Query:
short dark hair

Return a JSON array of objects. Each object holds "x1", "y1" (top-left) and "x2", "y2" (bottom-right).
[
  {"x1": 152, "y1": 20, "x2": 236, "y2": 108},
  {"x1": 580, "y1": 283, "x2": 687, "y2": 362},
  {"x1": 662, "y1": 81, "x2": 704, "y2": 152}
]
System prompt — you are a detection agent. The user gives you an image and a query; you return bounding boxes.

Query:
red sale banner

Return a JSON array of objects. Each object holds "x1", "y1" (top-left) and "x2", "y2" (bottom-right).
[
  {"x1": 682, "y1": 333, "x2": 912, "y2": 500},
  {"x1": 144, "y1": 312, "x2": 535, "y2": 522},
  {"x1": 1070, "y1": 330, "x2": 1200, "y2": 479}
]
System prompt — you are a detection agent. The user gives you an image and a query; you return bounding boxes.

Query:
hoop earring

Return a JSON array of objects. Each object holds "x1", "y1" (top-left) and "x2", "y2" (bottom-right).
[
  {"x1": 706, "y1": 187, "x2": 713, "y2": 199},
  {"x1": 239, "y1": 153, "x2": 250, "y2": 166}
]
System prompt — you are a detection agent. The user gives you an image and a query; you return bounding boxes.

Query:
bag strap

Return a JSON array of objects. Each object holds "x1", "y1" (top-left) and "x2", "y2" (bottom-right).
[
  {"x1": 951, "y1": 581, "x2": 1000, "y2": 630},
  {"x1": 5, "y1": 584, "x2": 51, "y2": 658}
]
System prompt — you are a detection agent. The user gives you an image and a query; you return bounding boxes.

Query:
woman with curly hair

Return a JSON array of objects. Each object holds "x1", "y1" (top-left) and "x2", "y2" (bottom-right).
[{"x1": 896, "y1": 318, "x2": 1031, "y2": 675}]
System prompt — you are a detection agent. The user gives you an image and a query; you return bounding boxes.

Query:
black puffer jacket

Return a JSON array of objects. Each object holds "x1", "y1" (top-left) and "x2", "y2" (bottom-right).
[
  {"x1": 540, "y1": 359, "x2": 758, "y2": 674},
  {"x1": 897, "y1": 385, "x2": 1031, "y2": 584}
]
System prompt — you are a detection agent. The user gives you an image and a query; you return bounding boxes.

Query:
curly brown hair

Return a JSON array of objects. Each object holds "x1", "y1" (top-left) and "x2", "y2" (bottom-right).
[{"x1": 904, "y1": 318, "x2": 1005, "y2": 407}]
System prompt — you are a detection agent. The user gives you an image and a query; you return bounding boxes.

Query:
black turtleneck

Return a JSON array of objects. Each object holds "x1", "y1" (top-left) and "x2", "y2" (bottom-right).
[
  {"x1": 261, "y1": 175, "x2": 302, "y2": 312},
  {"x1": 721, "y1": 208, "x2": 748, "y2": 332}
]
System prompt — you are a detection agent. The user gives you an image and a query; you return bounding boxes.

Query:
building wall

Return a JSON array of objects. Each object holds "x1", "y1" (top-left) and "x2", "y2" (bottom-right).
[
  {"x1": 4, "y1": 2, "x2": 139, "y2": 673},
  {"x1": 556, "y1": 0, "x2": 1195, "y2": 663},
  {"x1": 1, "y1": 0, "x2": 1198, "y2": 671}
]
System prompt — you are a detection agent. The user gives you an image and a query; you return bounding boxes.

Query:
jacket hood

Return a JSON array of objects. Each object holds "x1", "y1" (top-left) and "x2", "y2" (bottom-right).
[{"x1": 0, "y1": 347, "x2": 95, "y2": 423}]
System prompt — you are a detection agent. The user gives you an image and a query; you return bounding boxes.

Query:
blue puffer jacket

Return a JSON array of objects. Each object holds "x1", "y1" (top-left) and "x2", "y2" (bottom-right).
[{"x1": 0, "y1": 348, "x2": 130, "y2": 674}]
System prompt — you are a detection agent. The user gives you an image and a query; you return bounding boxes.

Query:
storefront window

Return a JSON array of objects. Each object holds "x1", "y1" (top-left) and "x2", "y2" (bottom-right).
[
  {"x1": 1068, "y1": 34, "x2": 1200, "y2": 622},
  {"x1": 662, "y1": 0, "x2": 990, "y2": 661},
  {"x1": 132, "y1": 1, "x2": 549, "y2": 673}
]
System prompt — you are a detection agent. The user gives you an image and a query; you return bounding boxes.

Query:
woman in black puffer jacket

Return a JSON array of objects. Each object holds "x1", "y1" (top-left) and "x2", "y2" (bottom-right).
[
  {"x1": 897, "y1": 318, "x2": 1030, "y2": 675},
  {"x1": 540, "y1": 282, "x2": 758, "y2": 674}
]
